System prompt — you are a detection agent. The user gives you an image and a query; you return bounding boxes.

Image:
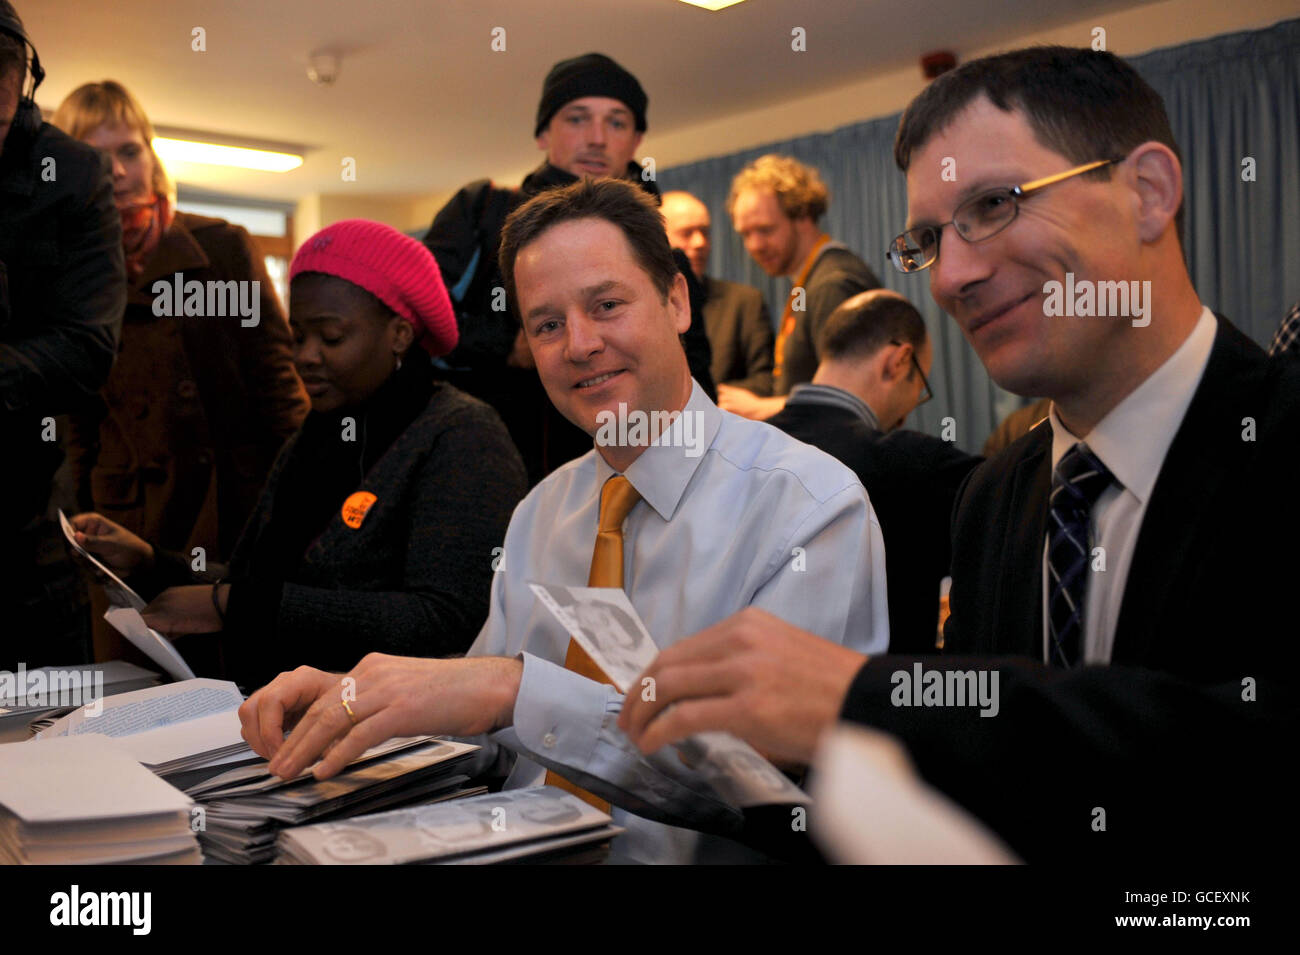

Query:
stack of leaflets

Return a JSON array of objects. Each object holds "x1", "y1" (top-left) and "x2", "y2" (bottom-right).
[
  {"x1": 33, "y1": 678, "x2": 253, "y2": 780},
  {"x1": 0, "y1": 736, "x2": 200, "y2": 864},
  {"x1": 0, "y1": 660, "x2": 161, "y2": 737},
  {"x1": 188, "y1": 737, "x2": 484, "y2": 864},
  {"x1": 277, "y1": 786, "x2": 623, "y2": 865}
]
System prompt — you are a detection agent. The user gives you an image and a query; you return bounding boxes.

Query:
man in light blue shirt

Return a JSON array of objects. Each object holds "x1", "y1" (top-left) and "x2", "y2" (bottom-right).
[{"x1": 238, "y1": 177, "x2": 888, "y2": 864}]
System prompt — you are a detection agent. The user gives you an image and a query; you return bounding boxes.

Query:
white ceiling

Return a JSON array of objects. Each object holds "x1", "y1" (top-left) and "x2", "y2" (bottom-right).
[{"x1": 23, "y1": 0, "x2": 1163, "y2": 201}]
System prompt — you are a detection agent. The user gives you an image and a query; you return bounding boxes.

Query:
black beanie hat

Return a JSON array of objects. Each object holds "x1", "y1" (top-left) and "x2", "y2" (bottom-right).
[{"x1": 534, "y1": 52, "x2": 648, "y2": 137}]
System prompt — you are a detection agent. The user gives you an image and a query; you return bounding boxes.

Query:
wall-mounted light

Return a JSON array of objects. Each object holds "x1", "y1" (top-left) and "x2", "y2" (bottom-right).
[{"x1": 152, "y1": 137, "x2": 304, "y2": 173}]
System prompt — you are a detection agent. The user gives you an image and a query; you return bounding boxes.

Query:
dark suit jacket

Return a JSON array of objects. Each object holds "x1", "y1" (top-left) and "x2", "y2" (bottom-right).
[
  {"x1": 838, "y1": 315, "x2": 1300, "y2": 863},
  {"x1": 982, "y1": 397, "x2": 1052, "y2": 458},
  {"x1": 767, "y1": 399, "x2": 980, "y2": 653},
  {"x1": 776, "y1": 247, "x2": 879, "y2": 395},
  {"x1": 702, "y1": 276, "x2": 774, "y2": 396}
]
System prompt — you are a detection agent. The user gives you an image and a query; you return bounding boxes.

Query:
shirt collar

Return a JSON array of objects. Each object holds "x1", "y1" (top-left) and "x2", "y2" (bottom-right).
[
  {"x1": 786, "y1": 383, "x2": 881, "y2": 430},
  {"x1": 593, "y1": 379, "x2": 722, "y2": 523},
  {"x1": 1049, "y1": 305, "x2": 1217, "y2": 504}
]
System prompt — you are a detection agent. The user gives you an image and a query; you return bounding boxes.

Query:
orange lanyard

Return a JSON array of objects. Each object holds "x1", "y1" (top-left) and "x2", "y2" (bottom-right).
[{"x1": 773, "y1": 234, "x2": 831, "y2": 383}]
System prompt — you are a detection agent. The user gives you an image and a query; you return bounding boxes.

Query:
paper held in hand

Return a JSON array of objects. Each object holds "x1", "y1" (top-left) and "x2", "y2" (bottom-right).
[
  {"x1": 57, "y1": 508, "x2": 147, "y2": 611},
  {"x1": 56, "y1": 509, "x2": 195, "y2": 681},
  {"x1": 103, "y1": 607, "x2": 196, "y2": 682},
  {"x1": 529, "y1": 582, "x2": 809, "y2": 809}
]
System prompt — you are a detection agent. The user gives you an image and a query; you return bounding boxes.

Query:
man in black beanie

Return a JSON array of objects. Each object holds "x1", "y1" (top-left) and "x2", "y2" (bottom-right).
[
  {"x1": 531, "y1": 52, "x2": 647, "y2": 172},
  {"x1": 422, "y1": 52, "x2": 712, "y2": 486}
]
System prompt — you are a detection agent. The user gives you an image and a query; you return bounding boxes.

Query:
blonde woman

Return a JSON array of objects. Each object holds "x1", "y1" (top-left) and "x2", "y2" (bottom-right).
[{"x1": 52, "y1": 81, "x2": 308, "y2": 569}]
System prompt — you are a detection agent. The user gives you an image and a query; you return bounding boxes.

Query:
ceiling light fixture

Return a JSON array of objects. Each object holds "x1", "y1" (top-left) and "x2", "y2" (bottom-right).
[
  {"x1": 152, "y1": 137, "x2": 304, "y2": 173},
  {"x1": 676, "y1": 0, "x2": 748, "y2": 10}
]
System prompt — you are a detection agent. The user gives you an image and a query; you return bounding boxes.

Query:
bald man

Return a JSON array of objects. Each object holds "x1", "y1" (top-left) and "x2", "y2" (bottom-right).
[
  {"x1": 766, "y1": 289, "x2": 982, "y2": 652},
  {"x1": 661, "y1": 191, "x2": 774, "y2": 395}
]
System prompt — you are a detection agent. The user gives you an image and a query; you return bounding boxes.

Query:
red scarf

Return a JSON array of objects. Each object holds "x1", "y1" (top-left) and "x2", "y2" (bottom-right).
[{"x1": 118, "y1": 193, "x2": 174, "y2": 283}]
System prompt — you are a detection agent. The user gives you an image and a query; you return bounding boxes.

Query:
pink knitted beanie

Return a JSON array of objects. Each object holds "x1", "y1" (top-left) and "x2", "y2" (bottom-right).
[{"x1": 290, "y1": 219, "x2": 458, "y2": 356}]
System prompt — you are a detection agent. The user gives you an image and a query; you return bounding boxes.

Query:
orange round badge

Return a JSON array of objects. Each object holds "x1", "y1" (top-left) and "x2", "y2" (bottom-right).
[{"x1": 341, "y1": 491, "x2": 378, "y2": 529}]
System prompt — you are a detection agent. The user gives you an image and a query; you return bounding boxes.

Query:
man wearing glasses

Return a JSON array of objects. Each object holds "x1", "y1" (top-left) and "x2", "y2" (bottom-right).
[
  {"x1": 620, "y1": 46, "x2": 1298, "y2": 863},
  {"x1": 766, "y1": 289, "x2": 981, "y2": 653}
]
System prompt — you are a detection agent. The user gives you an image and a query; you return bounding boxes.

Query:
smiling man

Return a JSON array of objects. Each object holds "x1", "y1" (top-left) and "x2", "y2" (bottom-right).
[
  {"x1": 620, "y1": 46, "x2": 1299, "y2": 863},
  {"x1": 239, "y1": 178, "x2": 888, "y2": 865}
]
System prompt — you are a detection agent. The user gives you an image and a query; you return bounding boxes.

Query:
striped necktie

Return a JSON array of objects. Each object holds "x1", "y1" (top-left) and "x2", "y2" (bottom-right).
[
  {"x1": 544, "y1": 475, "x2": 642, "y2": 809},
  {"x1": 1046, "y1": 442, "x2": 1114, "y2": 668}
]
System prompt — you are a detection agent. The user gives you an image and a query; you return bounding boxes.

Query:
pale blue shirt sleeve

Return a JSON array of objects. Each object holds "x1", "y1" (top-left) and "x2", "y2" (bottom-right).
[
  {"x1": 491, "y1": 654, "x2": 745, "y2": 834},
  {"x1": 749, "y1": 482, "x2": 889, "y2": 655},
  {"x1": 467, "y1": 563, "x2": 743, "y2": 833},
  {"x1": 475, "y1": 475, "x2": 884, "y2": 831}
]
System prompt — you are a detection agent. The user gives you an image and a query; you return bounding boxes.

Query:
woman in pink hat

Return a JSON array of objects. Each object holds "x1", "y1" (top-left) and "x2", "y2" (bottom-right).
[{"x1": 72, "y1": 220, "x2": 527, "y2": 690}]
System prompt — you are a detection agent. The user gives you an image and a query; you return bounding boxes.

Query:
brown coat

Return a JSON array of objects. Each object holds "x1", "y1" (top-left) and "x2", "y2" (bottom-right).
[{"x1": 67, "y1": 213, "x2": 308, "y2": 561}]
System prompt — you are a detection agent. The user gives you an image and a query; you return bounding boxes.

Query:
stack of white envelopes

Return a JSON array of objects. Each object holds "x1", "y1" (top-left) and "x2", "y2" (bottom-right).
[{"x1": 0, "y1": 736, "x2": 200, "y2": 864}]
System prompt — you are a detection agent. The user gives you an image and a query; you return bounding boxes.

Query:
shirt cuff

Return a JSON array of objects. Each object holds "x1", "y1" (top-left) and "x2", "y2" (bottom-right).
[
  {"x1": 506, "y1": 651, "x2": 609, "y2": 771},
  {"x1": 494, "y1": 652, "x2": 744, "y2": 834}
]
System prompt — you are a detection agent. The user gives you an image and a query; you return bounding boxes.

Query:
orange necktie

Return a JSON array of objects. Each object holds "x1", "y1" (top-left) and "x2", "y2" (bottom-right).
[
  {"x1": 544, "y1": 475, "x2": 642, "y2": 810},
  {"x1": 773, "y1": 234, "x2": 831, "y2": 389}
]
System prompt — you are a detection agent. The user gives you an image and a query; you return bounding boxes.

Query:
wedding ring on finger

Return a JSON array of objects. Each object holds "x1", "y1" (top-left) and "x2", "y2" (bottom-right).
[{"x1": 340, "y1": 699, "x2": 359, "y2": 726}]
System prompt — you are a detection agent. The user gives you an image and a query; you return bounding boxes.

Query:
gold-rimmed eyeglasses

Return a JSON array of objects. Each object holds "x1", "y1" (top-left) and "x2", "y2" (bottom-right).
[{"x1": 886, "y1": 157, "x2": 1124, "y2": 274}]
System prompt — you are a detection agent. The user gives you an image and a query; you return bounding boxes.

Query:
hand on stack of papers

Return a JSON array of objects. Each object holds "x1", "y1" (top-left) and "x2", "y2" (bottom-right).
[{"x1": 186, "y1": 737, "x2": 483, "y2": 864}]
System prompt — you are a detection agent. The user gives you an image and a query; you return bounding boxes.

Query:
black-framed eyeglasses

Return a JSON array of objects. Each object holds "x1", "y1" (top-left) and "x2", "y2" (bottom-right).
[
  {"x1": 885, "y1": 157, "x2": 1124, "y2": 274},
  {"x1": 890, "y1": 340, "x2": 932, "y2": 405}
]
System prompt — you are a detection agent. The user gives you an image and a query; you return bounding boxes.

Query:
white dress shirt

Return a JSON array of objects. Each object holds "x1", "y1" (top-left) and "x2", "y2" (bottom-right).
[
  {"x1": 1042, "y1": 306, "x2": 1217, "y2": 664},
  {"x1": 468, "y1": 379, "x2": 889, "y2": 863}
]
